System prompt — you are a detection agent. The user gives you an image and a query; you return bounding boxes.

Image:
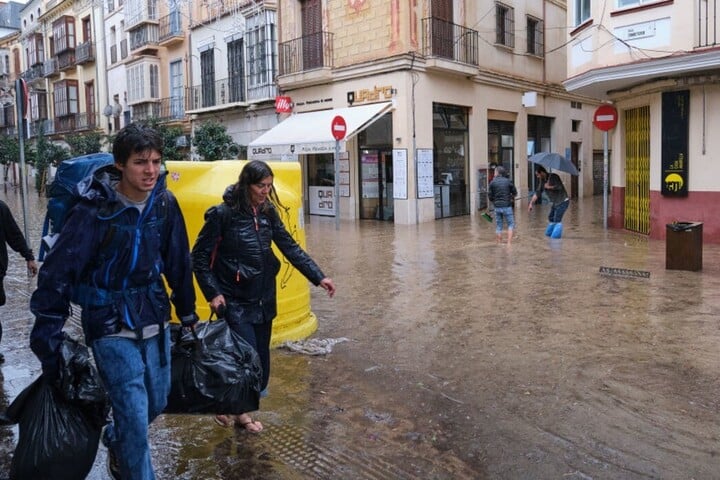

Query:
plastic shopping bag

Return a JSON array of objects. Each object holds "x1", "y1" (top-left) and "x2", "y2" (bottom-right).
[
  {"x1": 164, "y1": 319, "x2": 262, "y2": 414},
  {"x1": 4, "y1": 335, "x2": 109, "y2": 480}
]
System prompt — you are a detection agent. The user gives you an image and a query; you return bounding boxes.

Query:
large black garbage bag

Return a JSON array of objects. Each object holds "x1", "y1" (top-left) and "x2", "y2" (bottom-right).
[
  {"x1": 165, "y1": 319, "x2": 262, "y2": 414},
  {"x1": 5, "y1": 334, "x2": 110, "y2": 480}
]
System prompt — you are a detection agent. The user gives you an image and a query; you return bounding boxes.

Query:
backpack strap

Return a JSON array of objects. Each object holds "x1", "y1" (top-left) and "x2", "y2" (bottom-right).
[{"x1": 209, "y1": 204, "x2": 231, "y2": 270}]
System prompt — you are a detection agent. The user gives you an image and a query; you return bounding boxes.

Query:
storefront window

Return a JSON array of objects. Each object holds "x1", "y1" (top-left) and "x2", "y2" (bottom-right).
[
  {"x1": 433, "y1": 103, "x2": 469, "y2": 218},
  {"x1": 307, "y1": 154, "x2": 335, "y2": 216}
]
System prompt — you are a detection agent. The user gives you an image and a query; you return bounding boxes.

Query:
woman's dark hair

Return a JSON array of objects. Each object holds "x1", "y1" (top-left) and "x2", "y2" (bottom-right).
[
  {"x1": 112, "y1": 123, "x2": 163, "y2": 166},
  {"x1": 230, "y1": 160, "x2": 284, "y2": 212},
  {"x1": 535, "y1": 165, "x2": 548, "y2": 176}
]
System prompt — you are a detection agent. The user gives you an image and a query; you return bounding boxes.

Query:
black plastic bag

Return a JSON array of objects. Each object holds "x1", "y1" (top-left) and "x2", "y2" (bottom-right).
[
  {"x1": 5, "y1": 335, "x2": 110, "y2": 480},
  {"x1": 165, "y1": 319, "x2": 262, "y2": 414}
]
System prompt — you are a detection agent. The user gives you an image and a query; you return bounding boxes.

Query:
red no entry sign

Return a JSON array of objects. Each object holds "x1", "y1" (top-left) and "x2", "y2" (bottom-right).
[
  {"x1": 593, "y1": 104, "x2": 618, "y2": 131},
  {"x1": 331, "y1": 115, "x2": 347, "y2": 141}
]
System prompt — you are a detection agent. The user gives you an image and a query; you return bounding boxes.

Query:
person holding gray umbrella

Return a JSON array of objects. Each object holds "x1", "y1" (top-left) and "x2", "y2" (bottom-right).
[{"x1": 541, "y1": 173, "x2": 570, "y2": 238}]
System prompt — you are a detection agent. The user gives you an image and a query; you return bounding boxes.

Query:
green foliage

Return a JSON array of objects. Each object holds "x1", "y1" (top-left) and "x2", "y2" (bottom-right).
[
  {"x1": 32, "y1": 129, "x2": 70, "y2": 193},
  {"x1": 192, "y1": 120, "x2": 239, "y2": 161},
  {"x1": 0, "y1": 136, "x2": 20, "y2": 166},
  {"x1": 66, "y1": 131, "x2": 104, "y2": 156}
]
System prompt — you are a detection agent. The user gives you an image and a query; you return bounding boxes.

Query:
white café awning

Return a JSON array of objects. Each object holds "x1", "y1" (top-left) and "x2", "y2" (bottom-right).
[{"x1": 248, "y1": 102, "x2": 394, "y2": 159}]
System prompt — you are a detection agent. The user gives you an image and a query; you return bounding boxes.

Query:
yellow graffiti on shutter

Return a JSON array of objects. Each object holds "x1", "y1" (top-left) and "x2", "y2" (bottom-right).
[{"x1": 624, "y1": 106, "x2": 650, "y2": 234}]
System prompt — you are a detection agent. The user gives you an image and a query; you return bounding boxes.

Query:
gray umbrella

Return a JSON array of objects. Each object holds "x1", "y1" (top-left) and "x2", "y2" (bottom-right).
[{"x1": 528, "y1": 152, "x2": 579, "y2": 176}]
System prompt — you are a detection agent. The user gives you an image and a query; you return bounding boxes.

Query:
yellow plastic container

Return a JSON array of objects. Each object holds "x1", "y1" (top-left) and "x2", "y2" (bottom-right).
[{"x1": 165, "y1": 160, "x2": 318, "y2": 346}]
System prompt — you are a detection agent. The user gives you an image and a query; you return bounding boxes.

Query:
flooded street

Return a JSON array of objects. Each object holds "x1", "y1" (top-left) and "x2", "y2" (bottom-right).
[{"x1": 1, "y1": 181, "x2": 719, "y2": 479}]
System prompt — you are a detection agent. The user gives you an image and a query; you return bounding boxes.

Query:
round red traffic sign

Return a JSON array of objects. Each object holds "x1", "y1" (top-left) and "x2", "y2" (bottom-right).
[
  {"x1": 331, "y1": 115, "x2": 347, "y2": 141},
  {"x1": 593, "y1": 104, "x2": 618, "y2": 131}
]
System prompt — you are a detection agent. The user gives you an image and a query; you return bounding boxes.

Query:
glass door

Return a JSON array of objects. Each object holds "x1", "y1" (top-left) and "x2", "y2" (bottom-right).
[{"x1": 359, "y1": 149, "x2": 394, "y2": 220}]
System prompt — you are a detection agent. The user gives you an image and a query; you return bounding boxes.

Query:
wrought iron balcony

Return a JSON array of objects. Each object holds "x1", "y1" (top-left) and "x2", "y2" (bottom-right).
[
  {"x1": 158, "y1": 13, "x2": 183, "y2": 45},
  {"x1": 129, "y1": 24, "x2": 159, "y2": 54},
  {"x1": 132, "y1": 96, "x2": 185, "y2": 122},
  {"x1": 43, "y1": 58, "x2": 59, "y2": 77},
  {"x1": 422, "y1": 17, "x2": 479, "y2": 66},
  {"x1": 21, "y1": 64, "x2": 44, "y2": 82},
  {"x1": 279, "y1": 31, "x2": 334, "y2": 75},
  {"x1": 187, "y1": 75, "x2": 277, "y2": 110},
  {"x1": 76, "y1": 41, "x2": 95, "y2": 64},
  {"x1": 57, "y1": 51, "x2": 77, "y2": 71}
]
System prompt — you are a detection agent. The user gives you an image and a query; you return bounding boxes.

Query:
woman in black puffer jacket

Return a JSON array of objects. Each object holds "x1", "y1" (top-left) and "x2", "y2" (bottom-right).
[{"x1": 192, "y1": 160, "x2": 336, "y2": 432}]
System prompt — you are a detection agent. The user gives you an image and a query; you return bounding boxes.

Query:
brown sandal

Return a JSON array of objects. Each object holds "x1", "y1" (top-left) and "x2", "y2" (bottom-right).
[
  {"x1": 214, "y1": 415, "x2": 235, "y2": 427},
  {"x1": 235, "y1": 414, "x2": 263, "y2": 433}
]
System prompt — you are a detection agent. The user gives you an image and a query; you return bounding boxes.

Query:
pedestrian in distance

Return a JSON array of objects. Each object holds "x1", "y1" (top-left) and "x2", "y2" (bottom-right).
[
  {"x1": 0, "y1": 199, "x2": 38, "y2": 363},
  {"x1": 487, "y1": 165, "x2": 517, "y2": 245},
  {"x1": 192, "y1": 160, "x2": 336, "y2": 432},
  {"x1": 527, "y1": 165, "x2": 549, "y2": 210},
  {"x1": 542, "y1": 173, "x2": 570, "y2": 238},
  {"x1": 29, "y1": 123, "x2": 199, "y2": 480}
]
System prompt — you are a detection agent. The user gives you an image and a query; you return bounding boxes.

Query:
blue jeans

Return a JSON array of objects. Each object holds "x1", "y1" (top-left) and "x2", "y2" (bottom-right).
[
  {"x1": 93, "y1": 330, "x2": 171, "y2": 480},
  {"x1": 494, "y1": 206, "x2": 515, "y2": 234},
  {"x1": 548, "y1": 200, "x2": 570, "y2": 223}
]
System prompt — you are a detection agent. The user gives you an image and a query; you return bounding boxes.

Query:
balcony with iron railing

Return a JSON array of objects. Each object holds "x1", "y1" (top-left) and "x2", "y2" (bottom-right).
[
  {"x1": 126, "y1": 5, "x2": 158, "y2": 31},
  {"x1": 132, "y1": 96, "x2": 185, "y2": 122},
  {"x1": 187, "y1": 75, "x2": 277, "y2": 111},
  {"x1": 0, "y1": 125, "x2": 17, "y2": 136},
  {"x1": 76, "y1": 41, "x2": 95, "y2": 64},
  {"x1": 131, "y1": 101, "x2": 161, "y2": 121},
  {"x1": 129, "y1": 24, "x2": 159, "y2": 54},
  {"x1": 422, "y1": 17, "x2": 479, "y2": 67},
  {"x1": 54, "y1": 112, "x2": 97, "y2": 134},
  {"x1": 279, "y1": 31, "x2": 334, "y2": 76},
  {"x1": 22, "y1": 64, "x2": 44, "y2": 82},
  {"x1": 57, "y1": 51, "x2": 77, "y2": 72},
  {"x1": 29, "y1": 118, "x2": 54, "y2": 138},
  {"x1": 158, "y1": 13, "x2": 183, "y2": 46},
  {"x1": 43, "y1": 58, "x2": 59, "y2": 77}
]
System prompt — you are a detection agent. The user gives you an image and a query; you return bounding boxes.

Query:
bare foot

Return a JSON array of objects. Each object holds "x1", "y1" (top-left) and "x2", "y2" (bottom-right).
[
  {"x1": 235, "y1": 413, "x2": 263, "y2": 433},
  {"x1": 214, "y1": 414, "x2": 234, "y2": 427}
]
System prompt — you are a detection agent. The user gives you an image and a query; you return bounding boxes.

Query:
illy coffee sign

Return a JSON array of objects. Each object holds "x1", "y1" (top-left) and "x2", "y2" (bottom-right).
[{"x1": 275, "y1": 96, "x2": 293, "y2": 113}]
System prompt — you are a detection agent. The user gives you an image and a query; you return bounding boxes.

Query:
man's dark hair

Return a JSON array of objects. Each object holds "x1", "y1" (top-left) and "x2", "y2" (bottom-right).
[
  {"x1": 535, "y1": 165, "x2": 548, "y2": 175},
  {"x1": 112, "y1": 123, "x2": 163, "y2": 166}
]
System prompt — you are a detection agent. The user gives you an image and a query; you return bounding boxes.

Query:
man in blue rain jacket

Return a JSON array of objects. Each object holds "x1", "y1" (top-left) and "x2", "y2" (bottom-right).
[{"x1": 29, "y1": 123, "x2": 198, "y2": 480}]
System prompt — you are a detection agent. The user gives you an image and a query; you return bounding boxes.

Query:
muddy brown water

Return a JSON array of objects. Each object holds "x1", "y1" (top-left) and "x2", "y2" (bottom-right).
[{"x1": 1, "y1": 183, "x2": 719, "y2": 479}]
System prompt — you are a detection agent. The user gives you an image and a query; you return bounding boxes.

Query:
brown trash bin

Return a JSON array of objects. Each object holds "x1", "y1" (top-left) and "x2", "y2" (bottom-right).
[{"x1": 666, "y1": 222, "x2": 703, "y2": 271}]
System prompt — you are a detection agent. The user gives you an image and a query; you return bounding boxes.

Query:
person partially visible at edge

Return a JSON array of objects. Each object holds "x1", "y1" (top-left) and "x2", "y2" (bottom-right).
[
  {"x1": 487, "y1": 165, "x2": 518, "y2": 245},
  {"x1": 527, "y1": 165, "x2": 549, "y2": 211},
  {"x1": 0, "y1": 200, "x2": 38, "y2": 363},
  {"x1": 191, "y1": 159, "x2": 336, "y2": 433},
  {"x1": 29, "y1": 123, "x2": 198, "y2": 480},
  {"x1": 542, "y1": 172, "x2": 570, "y2": 239}
]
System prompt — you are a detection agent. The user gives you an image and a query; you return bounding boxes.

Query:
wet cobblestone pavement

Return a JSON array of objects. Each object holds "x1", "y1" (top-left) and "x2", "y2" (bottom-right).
[{"x1": 1, "y1": 181, "x2": 720, "y2": 479}]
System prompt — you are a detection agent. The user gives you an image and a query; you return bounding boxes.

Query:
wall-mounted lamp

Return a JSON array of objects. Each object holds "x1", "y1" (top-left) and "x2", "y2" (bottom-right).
[{"x1": 347, "y1": 91, "x2": 355, "y2": 106}]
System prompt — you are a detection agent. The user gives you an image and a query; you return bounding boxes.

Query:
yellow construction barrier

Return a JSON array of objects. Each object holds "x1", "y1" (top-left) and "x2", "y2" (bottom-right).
[{"x1": 165, "y1": 160, "x2": 318, "y2": 346}]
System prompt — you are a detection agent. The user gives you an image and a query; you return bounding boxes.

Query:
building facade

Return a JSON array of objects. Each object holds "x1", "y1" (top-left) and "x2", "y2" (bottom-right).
[
  {"x1": 248, "y1": 0, "x2": 600, "y2": 224},
  {"x1": 187, "y1": 0, "x2": 279, "y2": 159},
  {"x1": 564, "y1": 0, "x2": 720, "y2": 243}
]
